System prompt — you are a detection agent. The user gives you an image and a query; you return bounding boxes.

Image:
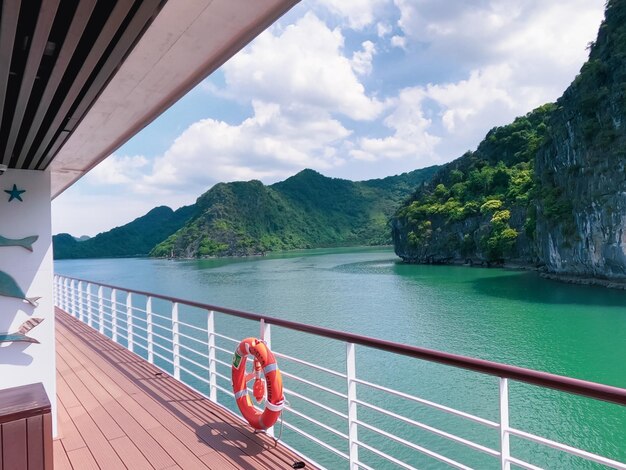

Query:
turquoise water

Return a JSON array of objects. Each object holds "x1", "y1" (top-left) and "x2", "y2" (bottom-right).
[{"x1": 55, "y1": 247, "x2": 626, "y2": 469}]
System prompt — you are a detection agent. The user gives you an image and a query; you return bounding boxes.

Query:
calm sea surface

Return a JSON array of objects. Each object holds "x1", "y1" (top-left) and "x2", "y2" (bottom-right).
[{"x1": 55, "y1": 247, "x2": 626, "y2": 469}]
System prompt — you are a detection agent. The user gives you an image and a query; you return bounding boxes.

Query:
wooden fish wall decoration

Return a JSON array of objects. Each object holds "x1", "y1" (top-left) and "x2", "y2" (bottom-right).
[
  {"x1": 0, "y1": 271, "x2": 40, "y2": 306},
  {"x1": 0, "y1": 318, "x2": 43, "y2": 344},
  {"x1": 0, "y1": 235, "x2": 38, "y2": 252}
]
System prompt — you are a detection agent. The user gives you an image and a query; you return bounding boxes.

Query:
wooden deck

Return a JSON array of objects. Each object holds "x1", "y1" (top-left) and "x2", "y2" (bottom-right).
[{"x1": 54, "y1": 308, "x2": 314, "y2": 469}]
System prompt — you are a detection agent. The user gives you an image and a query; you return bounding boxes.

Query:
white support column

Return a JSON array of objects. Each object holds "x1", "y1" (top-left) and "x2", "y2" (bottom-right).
[
  {"x1": 53, "y1": 275, "x2": 58, "y2": 306},
  {"x1": 347, "y1": 342, "x2": 359, "y2": 470},
  {"x1": 64, "y1": 277, "x2": 69, "y2": 311},
  {"x1": 70, "y1": 279, "x2": 76, "y2": 316},
  {"x1": 499, "y1": 377, "x2": 511, "y2": 470},
  {"x1": 98, "y1": 286, "x2": 104, "y2": 334},
  {"x1": 260, "y1": 319, "x2": 274, "y2": 438},
  {"x1": 77, "y1": 281, "x2": 84, "y2": 323},
  {"x1": 147, "y1": 297, "x2": 154, "y2": 363},
  {"x1": 127, "y1": 292, "x2": 134, "y2": 353},
  {"x1": 172, "y1": 302, "x2": 180, "y2": 380},
  {"x1": 86, "y1": 283, "x2": 93, "y2": 327},
  {"x1": 207, "y1": 310, "x2": 217, "y2": 402},
  {"x1": 111, "y1": 288, "x2": 118, "y2": 341}
]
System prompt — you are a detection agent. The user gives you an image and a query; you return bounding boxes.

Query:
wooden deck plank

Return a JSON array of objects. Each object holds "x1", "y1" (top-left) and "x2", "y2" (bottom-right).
[
  {"x1": 56, "y1": 398, "x2": 86, "y2": 452},
  {"x1": 56, "y1": 334, "x2": 178, "y2": 470},
  {"x1": 78, "y1": 337, "x2": 292, "y2": 469},
  {"x1": 109, "y1": 435, "x2": 155, "y2": 470},
  {"x1": 55, "y1": 308, "x2": 315, "y2": 470},
  {"x1": 65, "y1": 447, "x2": 99, "y2": 470},
  {"x1": 56, "y1": 375, "x2": 81, "y2": 410},
  {"x1": 52, "y1": 440, "x2": 73, "y2": 470},
  {"x1": 66, "y1": 405, "x2": 127, "y2": 469},
  {"x1": 93, "y1": 400, "x2": 176, "y2": 470},
  {"x1": 56, "y1": 349, "x2": 126, "y2": 442},
  {"x1": 146, "y1": 425, "x2": 211, "y2": 470},
  {"x1": 57, "y1": 329, "x2": 212, "y2": 469}
]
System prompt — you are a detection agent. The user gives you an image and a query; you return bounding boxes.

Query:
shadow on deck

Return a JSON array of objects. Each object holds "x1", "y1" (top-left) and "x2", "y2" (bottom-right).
[{"x1": 54, "y1": 307, "x2": 313, "y2": 470}]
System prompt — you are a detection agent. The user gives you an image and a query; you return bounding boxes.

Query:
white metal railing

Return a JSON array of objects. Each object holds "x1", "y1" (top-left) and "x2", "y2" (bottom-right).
[{"x1": 54, "y1": 274, "x2": 626, "y2": 470}]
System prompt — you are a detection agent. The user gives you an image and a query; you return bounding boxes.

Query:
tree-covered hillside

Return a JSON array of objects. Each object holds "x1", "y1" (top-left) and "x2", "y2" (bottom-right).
[
  {"x1": 53, "y1": 167, "x2": 438, "y2": 259},
  {"x1": 53, "y1": 205, "x2": 197, "y2": 259},
  {"x1": 151, "y1": 167, "x2": 438, "y2": 258}
]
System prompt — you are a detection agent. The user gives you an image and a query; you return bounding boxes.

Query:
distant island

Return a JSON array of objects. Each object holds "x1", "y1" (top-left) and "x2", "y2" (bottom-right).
[
  {"x1": 393, "y1": 0, "x2": 626, "y2": 284},
  {"x1": 53, "y1": 167, "x2": 438, "y2": 259}
]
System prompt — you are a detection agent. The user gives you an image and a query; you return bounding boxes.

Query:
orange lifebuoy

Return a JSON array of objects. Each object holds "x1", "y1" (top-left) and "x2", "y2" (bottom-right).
[{"x1": 231, "y1": 337, "x2": 284, "y2": 430}]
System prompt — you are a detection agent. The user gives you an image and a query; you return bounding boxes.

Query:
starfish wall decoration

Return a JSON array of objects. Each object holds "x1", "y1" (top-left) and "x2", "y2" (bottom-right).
[{"x1": 4, "y1": 184, "x2": 26, "y2": 202}]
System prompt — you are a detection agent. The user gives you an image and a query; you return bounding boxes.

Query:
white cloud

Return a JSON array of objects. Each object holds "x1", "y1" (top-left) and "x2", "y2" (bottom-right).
[
  {"x1": 87, "y1": 100, "x2": 351, "y2": 197},
  {"x1": 376, "y1": 22, "x2": 392, "y2": 38},
  {"x1": 223, "y1": 12, "x2": 384, "y2": 121},
  {"x1": 351, "y1": 87, "x2": 440, "y2": 162},
  {"x1": 351, "y1": 41, "x2": 376, "y2": 75},
  {"x1": 390, "y1": 35, "x2": 406, "y2": 49},
  {"x1": 426, "y1": 64, "x2": 515, "y2": 132},
  {"x1": 381, "y1": 0, "x2": 605, "y2": 160},
  {"x1": 393, "y1": 0, "x2": 604, "y2": 78},
  {"x1": 88, "y1": 155, "x2": 148, "y2": 185},
  {"x1": 314, "y1": 0, "x2": 389, "y2": 29}
]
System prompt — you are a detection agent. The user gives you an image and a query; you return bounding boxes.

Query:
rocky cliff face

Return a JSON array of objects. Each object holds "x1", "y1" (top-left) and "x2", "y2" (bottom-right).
[
  {"x1": 393, "y1": 1, "x2": 626, "y2": 281},
  {"x1": 535, "y1": 0, "x2": 626, "y2": 279}
]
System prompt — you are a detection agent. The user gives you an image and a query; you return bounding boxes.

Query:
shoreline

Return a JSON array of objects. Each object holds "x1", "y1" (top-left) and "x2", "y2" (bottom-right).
[
  {"x1": 401, "y1": 257, "x2": 626, "y2": 290},
  {"x1": 537, "y1": 272, "x2": 626, "y2": 290}
]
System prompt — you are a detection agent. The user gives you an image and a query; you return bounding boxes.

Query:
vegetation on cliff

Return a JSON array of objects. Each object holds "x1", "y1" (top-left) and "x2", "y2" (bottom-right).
[
  {"x1": 151, "y1": 167, "x2": 438, "y2": 258},
  {"x1": 393, "y1": 105, "x2": 554, "y2": 264}
]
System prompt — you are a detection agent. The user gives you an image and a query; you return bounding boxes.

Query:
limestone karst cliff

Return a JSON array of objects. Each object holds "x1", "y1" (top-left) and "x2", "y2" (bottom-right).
[
  {"x1": 393, "y1": 0, "x2": 626, "y2": 281},
  {"x1": 535, "y1": 0, "x2": 626, "y2": 279}
]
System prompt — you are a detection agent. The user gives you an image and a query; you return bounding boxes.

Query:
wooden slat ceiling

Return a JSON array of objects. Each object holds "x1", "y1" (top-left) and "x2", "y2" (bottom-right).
[{"x1": 0, "y1": 0, "x2": 166, "y2": 171}]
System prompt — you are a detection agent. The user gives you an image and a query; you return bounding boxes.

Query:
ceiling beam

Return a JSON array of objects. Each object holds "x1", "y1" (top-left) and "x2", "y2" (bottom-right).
[
  {"x1": 36, "y1": 0, "x2": 163, "y2": 170},
  {"x1": 26, "y1": 0, "x2": 137, "y2": 170},
  {"x1": 0, "y1": 0, "x2": 21, "y2": 163},
  {"x1": 3, "y1": 0, "x2": 60, "y2": 166},
  {"x1": 14, "y1": 0, "x2": 98, "y2": 169}
]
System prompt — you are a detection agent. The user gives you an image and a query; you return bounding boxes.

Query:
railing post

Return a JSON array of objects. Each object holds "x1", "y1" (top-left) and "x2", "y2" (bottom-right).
[
  {"x1": 61, "y1": 277, "x2": 66, "y2": 310},
  {"x1": 127, "y1": 292, "x2": 134, "y2": 353},
  {"x1": 147, "y1": 297, "x2": 154, "y2": 363},
  {"x1": 111, "y1": 289, "x2": 118, "y2": 341},
  {"x1": 207, "y1": 310, "x2": 216, "y2": 402},
  {"x1": 98, "y1": 286, "x2": 104, "y2": 334},
  {"x1": 70, "y1": 279, "x2": 76, "y2": 317},
  {"x1": 260, "y1": 319, "x2": 274, "y2": 437},
  {"x1": 172, "y1": 302, "x2": 180, "y2": 380},
  {"x1": 86, "y1": 283, "x2": 93, "y2": 327},
  {"x1": 500, "y1": 377, "x2": 511, "y2": 470},
  {"x1": 347, "y1": 342, "x2": 359, "y2": 470},
  {"x1": 78, "y1": 281, "x2": 84, "y2": 323},
  {"x1": 64, "y1": 277, "x2": 69, "y2": 311},
  {"x1": 53, "y1": 275, "x2": 58, "y2": 306}
]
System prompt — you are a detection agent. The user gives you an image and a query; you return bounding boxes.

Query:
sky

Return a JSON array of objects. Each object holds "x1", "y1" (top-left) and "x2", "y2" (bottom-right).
[{"x1": 51, "y1": 0, "x2": 606, "y2": 237}]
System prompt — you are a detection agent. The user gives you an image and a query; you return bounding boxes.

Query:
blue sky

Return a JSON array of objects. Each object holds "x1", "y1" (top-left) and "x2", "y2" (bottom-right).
[{"x1": 52, "y1": 0, "x2": 605, "y2": 236}]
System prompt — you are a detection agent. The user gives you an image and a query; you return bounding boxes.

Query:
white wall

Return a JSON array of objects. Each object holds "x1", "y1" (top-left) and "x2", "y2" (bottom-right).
[{"x1": 0, "y1": 169, "x2": 56, "y2": 435}]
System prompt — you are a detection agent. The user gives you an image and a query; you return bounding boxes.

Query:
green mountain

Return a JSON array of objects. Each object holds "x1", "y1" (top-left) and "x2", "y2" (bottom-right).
[
  {"x1": 53, "y1": 167, "x2": 438, "y2": 260},
  {"x1": 150, "y1": 167, "x2": 438, "y2": 258},
  {"x1": 53, "y1": 205, "x2": 197, "y2": 259},
  {"x1": 393, "y1": 0, "x2": 626, "y2": 280}
]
